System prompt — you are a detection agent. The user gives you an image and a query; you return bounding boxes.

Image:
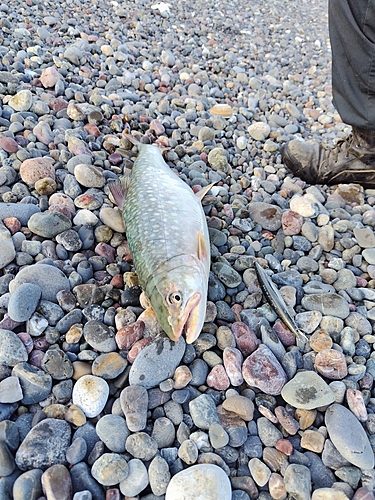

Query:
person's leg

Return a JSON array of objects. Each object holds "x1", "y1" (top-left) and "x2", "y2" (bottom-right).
[{"x1": 282, "y1": 0, "x2": 375, "y2": 187}]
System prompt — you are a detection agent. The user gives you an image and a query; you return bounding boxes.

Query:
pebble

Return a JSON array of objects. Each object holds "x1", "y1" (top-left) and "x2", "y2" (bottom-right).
[
  {"x1": 41, "y1": 464, "x2": 72, "y2": 500},
  {"x1": 0, "y1": 222, "x2": 16, "y2": 269},
  {"x1": 72, "y1": 375, "x2": 109, "y2": 418},
  {"x1": 242, "y1": 344, "x2": 287, "y2": 395},
  {"x1": 0, "y1": 329, "x2": 28, "y2": 366},
  {"x1": 13, "y1": 469, "x2": 43, "y2": 499},
  {"x1": 325, "y1": 404, "x2": 374, "y2": 469},
  {"x1": 120, "y1": 385, "x2": 148, "y2": 432},
  {"x1": 129, "y1": 336, "x2": 186, "y2": 389},
  {"x1": 165, "y1": 464, "x2": 232, "y2": 500},
  {"x1": 15, "y1": 418, "x2": 71, "y2": 470},
  {"x1": 12, "y1": 362, "x2": 52, "y2": 404},
  {"x1": 91, "y1": 453, "x2": 128, "y2": 486},
  {"x1": 189, "y1": 394, "x2": 221, "y2": 430},
  {"x1": 314, "y1": 349, "x2": 348, "y2": 380},
  {"x1": 281, "y1": 371, "x2": 335, "y2": 409},
  {"x1": 284, "y1": 464, "x2": 311, "y2": 500},
  {"x1": 119, "y1": 459, "x2": 149, "y2": 497}
]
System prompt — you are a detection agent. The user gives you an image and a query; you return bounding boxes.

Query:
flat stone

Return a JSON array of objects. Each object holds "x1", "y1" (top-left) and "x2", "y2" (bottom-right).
[
  {"x1": 12, "y1": 362, "x2": 52, "y2": 404},
  {"x1": 0, "y1": 376, "x2": 23, "y2": 403},
  {"x1": 189, "y1": 394, "x2": 221, "y2": 430},
  {"x1": 13, "y1": 469, "x2": 43, "y2": 500},
  {"x1": 281, "y1": 371, "x2": 336, "y2": 409},
  {"x1": 129, "y1": 336, "x2": 186, "y2": 389},
  {"x1": 9, "y1": 264, "x2": 70, "y2": 303},
  {"x1": 0, "y1": 203, "x2": 40, "y2": 225},
  {"x1": 301, "y1": 293, "x2": 350, "y2": 319},
  {"x1": 120, "y1": 385, "x2": 148, "y2": 432},
  {"x1": 28, "y1": 211, "x2": 71, "y2": 238},
  {"x1": 91, "y1": 453, "x2": 128, "y2": 486},
  {"x1": 41, "y1": 464, "x2": 72, "y2": 500},
  {"x1": 95, "y1": 415, "x2": 129, "y2": 453},
  {"x1": 325, "y1": 403, "x2": 374, "y2": 469},
  {"x1": 8, "y1": 283, "x2": 42, "y2": 322},
  {"x1": 165, "y1": 464, "x2": 232, "y2": 500},
  {"x1": 222, "y1": 395, "x2": 254, "y2": 421},
  {"x1": 15, "y1": 419, "x2": 71, "y2": 471}
]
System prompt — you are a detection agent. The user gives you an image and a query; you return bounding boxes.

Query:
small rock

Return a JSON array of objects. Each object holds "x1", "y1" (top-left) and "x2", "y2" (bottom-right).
[
  {"x1": 41, "y1": 464, "x2": 72, "y2": 500},
  {"x1": 72, "y1": 375, "x2": 109, "y2": 418},
  {"x1": 281, "y1": 371, "x2": 335, "y2": 409},
  {"x1": 242, "y1": 345, "x2": 287, "y2": 395},
  {"x1": 91, "y1": 453, "x2": 128, "y2": 486},
  {"x1": 119, "y1": 459, "x2": 148, "y2": 497},
  {"x1": 314, "y1": 349, "x2": 348, "y2": 380},
  {"x1": 120, "y1": 385, "x2": 148, "y2": 432}
]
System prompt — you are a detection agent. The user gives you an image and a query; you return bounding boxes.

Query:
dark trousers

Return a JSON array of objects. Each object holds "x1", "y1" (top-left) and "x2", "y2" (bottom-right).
[{"x1": 329, "y1": 0, "x2": 375, "y2": 129}]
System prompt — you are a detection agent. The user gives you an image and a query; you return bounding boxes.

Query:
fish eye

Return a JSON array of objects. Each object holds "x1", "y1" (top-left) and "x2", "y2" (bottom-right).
[{"x1": 167, "y1": 292, "x2": 182, "y2": 305}]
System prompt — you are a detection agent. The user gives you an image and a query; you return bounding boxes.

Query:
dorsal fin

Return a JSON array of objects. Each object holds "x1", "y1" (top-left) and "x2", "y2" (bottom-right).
[
  {"x1": 195, "y1": 182, "x2": 217, "y2": 201},
  {"x1": 108, "y1": 175, "x2": 131, "y2": 209}
]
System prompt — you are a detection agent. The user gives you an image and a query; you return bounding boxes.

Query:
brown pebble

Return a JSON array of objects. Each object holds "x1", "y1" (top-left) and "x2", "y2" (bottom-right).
[
  {"x1": 314, "y1": 348, "x2": 348, "y2": 379},
  {"x1": 301, "y1": 429, "x2": 325, "y2": 453},
  {"x1": 42, "y1": 404, "x2": 66, "y2": 420},
  {"x1": 295, "y1": 408, "x2": 317, "y2": 430},
  {"x1": 222, "y1": 395, "x2": 254, "y2": 421},
  {"x1": 72, "y1": 361, "x2": 92, "y2": 380},
  {"x1": 223, "y1": 347, "x2": 243, "y2": 386},
  {"x1": 40, "y1": 66, "x2": 61, "y2": 88},
  {"x1": 41, "y1": 464, "x2": 72, "y2": 500},
  {"x1": 34, "y1": 177, "x2": 57, "y2": 196},
  {"x1": 262, "y1": 447, "x2": 288, "y2": 473},
  {"x1": 92, "y1": 352, "x2": 127, "y2": 380},
  {"x1": 110, "y1": 274, "x2": 123, "y2": 288},
  {"x1": 106, "y1": 489, "x2": 121, "y2": 500},
  {"x1": 0, "y1": 136, "x2": 19, "y2": 153},
  {"x1": 230, "y1": 476, "x2": 258, "y2": 499},
  {"x1": 66, "y1": 324, "x2": 83, "y2": 344},
  {"x1": 310, "y1": 329, "x2": 333, "y2": 352},
  {"x1": 173, "y1": 365, "x2": 192, "y2": 389},
  {"x1": 65, "y1": 404, "x2": 86, "y2": 427}
]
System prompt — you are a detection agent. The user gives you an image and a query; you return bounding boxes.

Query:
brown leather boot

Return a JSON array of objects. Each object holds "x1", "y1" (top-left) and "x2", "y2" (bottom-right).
[{"x1": 281, "y1": 127, "x2": 375, "y2": 188}]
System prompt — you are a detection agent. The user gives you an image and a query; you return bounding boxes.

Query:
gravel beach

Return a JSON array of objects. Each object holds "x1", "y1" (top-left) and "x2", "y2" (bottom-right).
[{"x1": 0, "y1": 0, "x2": 374, "y2": 499}]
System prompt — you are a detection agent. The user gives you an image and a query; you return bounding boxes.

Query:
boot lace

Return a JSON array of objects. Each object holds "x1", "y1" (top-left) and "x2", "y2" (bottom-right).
[{"x1": 319, "y1": 134, "x2": 354, "y2": 171}]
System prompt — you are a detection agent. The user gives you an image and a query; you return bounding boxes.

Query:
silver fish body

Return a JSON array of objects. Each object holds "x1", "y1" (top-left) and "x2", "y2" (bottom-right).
[{"x1": 112, "y1": 144, "x2": 210, "y2": 343}]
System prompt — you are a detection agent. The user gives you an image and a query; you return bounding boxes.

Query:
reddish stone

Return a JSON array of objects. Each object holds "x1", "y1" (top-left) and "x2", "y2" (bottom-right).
[
  {"x1": 207, "y1": 364, "x2": 230, "y2": 391},
  {"x1": 3, "y1": 217, "x2": 21, "y2": 234},
  {"x1": 33, "y1": 337, "x2": 50, "y2": 351},
  {"x1": 314, "y1": 348, "x2": 348, "y2": 380},
  {"x1": 231, "y1": 322, "x2": 258, "y2": 356},
  {"x1": 127, "y1": 337, "x2": 152, "y2": 363},
  {"x1": 281, "y1": 210, "x2": 303, "y2": 236},
  {"x1": 84, "y1": 123, "x2": 101, "y2": 137},
  {"x1": 17, "y1": 333, "x2": 34, "y2": 354},
  {"x1": 106, "y1": 489, "x2": 120, "y2": 500},
  {"x1": 273, "y1": 320, "x2": 296, "y2": 347},
  {"x1": 275, "y1": 439, "x2": 293, "y2": 456},
  {"x1": 116, "y1": 320, "x2": 145, "y2": 350},
  {"x1": 108, "y1": 153, "x2": 123, "y2": 165},
  {"x1": 110, "y1": 274, "x2": 123, "y2": 288},
  {"x1": 356, "y1": 277, "x2": 368, "y2": 287},
  {"x1": 29, "y1": 349, "x2": 44, "y2": 368},
  {"x1": 274, "y1": 406, "x2": 299, "y2": 435},
  {"x1": 0, "y1": 136, "x2": 19, "y2": 153},
  {"x1": 14, "y1": 135, "x2": 29, "y2": 147},
  {"x1": 242, "y1": 344, "x2": 287, "y2": 396},
  {"x1": 223, "y1": 204, "x2": 234, "y2": 219},
  {"x1": 50, "y1": 98, "x2": 68, "y2": 112},
  {"x1": 95, "y1": 242, "x2": 116, "y2": 263},
  {"x1": 223, "y1": 347, "x2": 243, "y2": 386}
]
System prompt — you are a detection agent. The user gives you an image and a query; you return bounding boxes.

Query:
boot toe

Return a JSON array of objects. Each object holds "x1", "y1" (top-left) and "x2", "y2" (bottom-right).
[{"x1": 281, "y1": 139, "x2": 320, "y2": 184}]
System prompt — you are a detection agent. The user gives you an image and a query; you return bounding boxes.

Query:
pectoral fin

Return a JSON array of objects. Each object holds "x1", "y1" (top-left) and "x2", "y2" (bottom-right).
[
  {"x1": 108, "y1": 175, "x2": 131, "y2": 209},
  {"x1": 197, "y1": 232, "x2": 209, "y2": 261},
  {"x1": 195, "y1": 182, "x2": 216, "y2": 201}
]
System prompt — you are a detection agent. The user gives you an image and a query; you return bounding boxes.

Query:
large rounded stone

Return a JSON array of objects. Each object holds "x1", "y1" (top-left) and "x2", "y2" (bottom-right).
[
  {"x1": 281, "y1": 371, "x2": 336, "y2": 410},
  {"x1": 165, "y1": 464, "x2": 232, "y2": 500}
]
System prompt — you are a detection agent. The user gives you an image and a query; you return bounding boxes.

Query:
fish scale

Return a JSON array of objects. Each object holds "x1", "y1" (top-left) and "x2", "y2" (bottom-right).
[{"x1": 124, "y1": 146, "x2": 209, "y2": 290}]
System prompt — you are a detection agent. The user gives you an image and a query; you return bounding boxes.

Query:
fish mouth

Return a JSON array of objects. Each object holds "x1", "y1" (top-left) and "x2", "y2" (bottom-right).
[{"x1": 168, "y1": 292, "x2": 202, "y2": 343}]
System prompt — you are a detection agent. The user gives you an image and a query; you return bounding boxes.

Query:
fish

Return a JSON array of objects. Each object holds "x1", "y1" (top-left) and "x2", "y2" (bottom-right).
[
  {"x1": 254, "y1": 261, "x2": 308, "y2": 344},
  {"x1": 108, "y1": 140, "x2": 213, "y2": 344}
]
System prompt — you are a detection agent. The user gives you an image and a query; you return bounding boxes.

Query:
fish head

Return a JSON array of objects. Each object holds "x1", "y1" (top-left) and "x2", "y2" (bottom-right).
[{"x1": 147, "y1": 265, "x2": 207, "y2": 344}]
